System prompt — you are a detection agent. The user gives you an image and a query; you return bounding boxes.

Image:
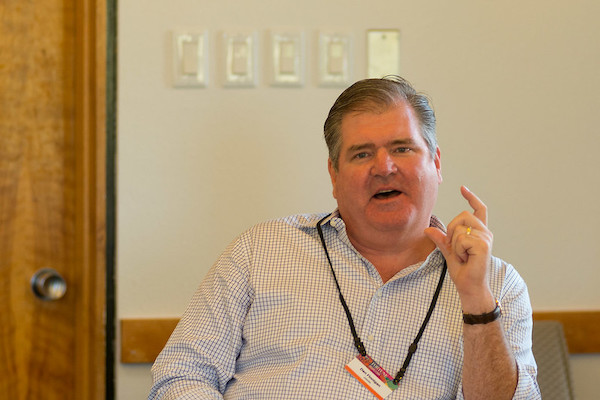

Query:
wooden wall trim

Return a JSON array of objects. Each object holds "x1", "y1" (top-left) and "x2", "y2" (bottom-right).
[
  {"x1": 121, "y1": 311, "x2": 600, "y2": 364},
  {"x1": 533, "y1": 311, "x2": 600, "y2": 354},
  {"x1": 121, "y1": 319, "x2": 179, "y2": 364}
]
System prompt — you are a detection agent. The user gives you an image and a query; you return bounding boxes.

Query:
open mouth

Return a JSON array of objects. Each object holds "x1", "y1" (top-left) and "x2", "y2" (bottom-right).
[{"x1": 373, "y1": 189, "x2": 402, "y2": 200}]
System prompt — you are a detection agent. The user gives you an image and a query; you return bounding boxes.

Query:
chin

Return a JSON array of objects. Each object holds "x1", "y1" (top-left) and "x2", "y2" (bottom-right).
[{"x1": 368, "y1": 215, "x2": 412, "y2": 231}]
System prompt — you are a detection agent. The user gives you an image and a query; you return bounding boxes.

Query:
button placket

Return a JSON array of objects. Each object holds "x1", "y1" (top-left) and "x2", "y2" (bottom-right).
[{"x1": 362, "y1": 287, "x2": 385, "y2": 352}]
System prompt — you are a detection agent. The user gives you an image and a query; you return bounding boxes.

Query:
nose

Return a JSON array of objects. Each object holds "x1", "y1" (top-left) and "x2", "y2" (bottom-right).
[{"x1": 371, "y1": 149, "x2": 397, "y2": 176}]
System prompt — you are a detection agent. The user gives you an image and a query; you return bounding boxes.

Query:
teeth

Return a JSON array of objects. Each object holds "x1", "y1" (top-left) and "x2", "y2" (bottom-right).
[{"x1": 378, "y1": 190, "x2": 394, "y2": 194}]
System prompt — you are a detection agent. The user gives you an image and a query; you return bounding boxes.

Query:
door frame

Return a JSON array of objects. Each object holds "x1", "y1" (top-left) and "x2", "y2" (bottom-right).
[
  {"x1": 105, "y1": 0, "x2": 117, "y2": 398},
  {"x1": 72, "y1": 0, "x2": 116, "y2": 398}
]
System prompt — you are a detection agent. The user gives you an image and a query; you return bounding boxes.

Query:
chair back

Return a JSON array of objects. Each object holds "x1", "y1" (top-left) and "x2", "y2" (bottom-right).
[{"x1": 532, "y1": 320, "x2": 575, "y2": 400}]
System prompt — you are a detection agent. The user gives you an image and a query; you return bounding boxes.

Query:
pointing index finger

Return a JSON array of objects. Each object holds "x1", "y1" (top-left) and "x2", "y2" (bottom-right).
[{"x1": 461, "y1": 186, "x2": 488, "y2": 225}]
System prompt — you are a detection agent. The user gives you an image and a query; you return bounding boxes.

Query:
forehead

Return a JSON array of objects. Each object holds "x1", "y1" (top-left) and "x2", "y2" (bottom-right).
[{"x1": 339, "y1": 103, "x2": 422, "y2": 147}]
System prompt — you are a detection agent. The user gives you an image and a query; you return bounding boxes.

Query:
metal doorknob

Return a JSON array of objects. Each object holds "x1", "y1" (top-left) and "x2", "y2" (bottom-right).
[{"x1": 31, "y1": 268, "x2": 67, "y2": 301}]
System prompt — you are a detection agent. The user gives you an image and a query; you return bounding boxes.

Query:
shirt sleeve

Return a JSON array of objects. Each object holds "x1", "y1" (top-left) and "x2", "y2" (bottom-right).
[
  {"x1": 456, "y1": 262, "x2": 541, "y2": 400},
  {"x1": 148, "y1": 232, "x2": 254, "y2": 399},
  {"x1": 500, "y1": 264, "x2": 541, "y2": 399}
]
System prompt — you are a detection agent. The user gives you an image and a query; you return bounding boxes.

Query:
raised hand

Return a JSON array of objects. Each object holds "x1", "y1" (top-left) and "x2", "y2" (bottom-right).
[{"x1": 424, "y1": 186, "x2": 495, "y2": 313}]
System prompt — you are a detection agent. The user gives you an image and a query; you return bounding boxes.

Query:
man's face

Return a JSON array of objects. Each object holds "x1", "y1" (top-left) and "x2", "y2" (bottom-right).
[{"x1": 328, "y1": 102, "x2": 442, "y2": 236}]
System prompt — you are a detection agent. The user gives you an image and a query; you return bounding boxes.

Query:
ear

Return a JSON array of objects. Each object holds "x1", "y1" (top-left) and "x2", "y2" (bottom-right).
[
  {"x1": 327, "y1": 158, "x2": 338, "y2": 199},
  {"x1": 434, "y1": 147, "x2": 443, "y2": 184}
]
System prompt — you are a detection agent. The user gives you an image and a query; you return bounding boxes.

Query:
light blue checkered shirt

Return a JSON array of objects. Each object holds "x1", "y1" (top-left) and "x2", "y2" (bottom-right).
[{"x1": 150, "y1": 212, "x2": 540, "y2": 399}]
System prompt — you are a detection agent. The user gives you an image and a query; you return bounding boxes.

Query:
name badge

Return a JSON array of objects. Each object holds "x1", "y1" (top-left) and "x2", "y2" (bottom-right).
[{"x1": 345, "y1": 354, "x2": 398, "y2": 399}]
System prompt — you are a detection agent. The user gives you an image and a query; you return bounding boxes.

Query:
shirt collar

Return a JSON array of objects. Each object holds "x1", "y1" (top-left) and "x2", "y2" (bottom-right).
[{"x1": 318, "y1": 209, "x2": 447, "y2": 233}]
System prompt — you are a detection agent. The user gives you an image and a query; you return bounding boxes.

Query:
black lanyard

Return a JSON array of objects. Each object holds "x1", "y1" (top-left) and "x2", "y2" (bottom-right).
[{"x1": 316, "y1": 215, "x2": 447, "y2": 384}]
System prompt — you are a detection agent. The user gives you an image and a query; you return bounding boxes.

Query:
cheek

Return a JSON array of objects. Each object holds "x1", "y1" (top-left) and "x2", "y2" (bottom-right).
[
  {"x1": 414, "y1": 160, "x2": 440, "y2": 183},
  {"x1": 333, "y1": 172, "x2": 360, "y2": 201}
]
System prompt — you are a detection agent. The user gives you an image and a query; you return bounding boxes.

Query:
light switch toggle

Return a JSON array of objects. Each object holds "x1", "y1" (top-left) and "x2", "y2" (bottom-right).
[
  {"x1": 318, "y1": 32, "x2": 352, "y2": 87},
  {"x1": 181, "y1": 41, "x2": 199, "y2": 75},
  {"x1": 224, "y1": 32, "x2": 257, "y2": 87},
  {"x1": 279, "y1": 41, "x2": 297, "y2": 74},
  {"x1": 327, "y1": 42, "x2": 345, "y2": 75},
  {"x1": 172, "y1": 30, "x2": 208, "y2": 88},
  {"x1": 231, "y1": 41, "x2": 250, "y2": 75},
  {"x1": 270, "y1": 31, "x2": 304, "y2": 87}
]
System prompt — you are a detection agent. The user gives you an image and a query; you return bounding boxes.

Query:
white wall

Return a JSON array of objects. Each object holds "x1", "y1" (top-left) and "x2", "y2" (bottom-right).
[{"x1": 117, "y1": 1, "x2": 600, "y2": 398}]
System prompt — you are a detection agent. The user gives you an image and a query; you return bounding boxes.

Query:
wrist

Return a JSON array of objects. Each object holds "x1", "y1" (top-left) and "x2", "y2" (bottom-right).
[{"x1": 459, "y1": 289, "x2": 496, "y2": 314}]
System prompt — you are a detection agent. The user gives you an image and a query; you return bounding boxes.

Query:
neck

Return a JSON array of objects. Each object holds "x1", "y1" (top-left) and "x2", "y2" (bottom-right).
[{"x1": 346, "y1": 224, "x2": 436, "y2": 283}]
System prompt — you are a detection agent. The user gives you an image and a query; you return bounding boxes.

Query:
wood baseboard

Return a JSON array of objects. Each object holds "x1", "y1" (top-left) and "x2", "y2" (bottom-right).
[
  {"x1": 121, "y1": 311, "x2": 600, "y2": 364},
  {"x1": 532, "y1": 311, "x2": 600, "y2": 354},
  {"x1": 121, "y1": 319, "x2": 179, "y2": 364}
]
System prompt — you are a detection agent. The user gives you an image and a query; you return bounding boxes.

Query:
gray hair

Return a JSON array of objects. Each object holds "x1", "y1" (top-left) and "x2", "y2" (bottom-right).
[{"x1": 324, "y1": 75, "x2": 437, "y2": 170}]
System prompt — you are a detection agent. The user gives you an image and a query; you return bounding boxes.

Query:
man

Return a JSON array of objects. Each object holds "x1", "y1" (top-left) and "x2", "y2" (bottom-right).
[{"x1": 149, "y1": 76, "x2": 540, "y2": 399}]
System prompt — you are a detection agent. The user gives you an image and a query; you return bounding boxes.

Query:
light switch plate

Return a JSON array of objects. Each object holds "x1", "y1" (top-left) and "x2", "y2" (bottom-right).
[
  {"x1": 367, "y1": 29, "x2": 400, "y2": 78},
  {"x1": 318, "y1": 32, "x2": 352, "y2": 87},
  {"x1": 172, "y1": 30, "x2": 208, "y2": 88},
  {"x1": 223, "y1": 31, "x2": 258, "y2": 88},
  {"x1": 269, "y1": 31, "x2": 305, "y2": 87}
]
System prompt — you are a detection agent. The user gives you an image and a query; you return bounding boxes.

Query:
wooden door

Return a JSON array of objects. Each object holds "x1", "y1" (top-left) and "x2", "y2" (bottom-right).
[{"x1": 0, "y1": 0, "x2": 108, "y2": 399}]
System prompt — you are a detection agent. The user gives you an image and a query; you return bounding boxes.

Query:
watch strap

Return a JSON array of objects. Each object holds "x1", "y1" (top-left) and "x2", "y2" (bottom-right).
[{"x1": 462, "y1": 300, "x2": 501, "y2": 325}]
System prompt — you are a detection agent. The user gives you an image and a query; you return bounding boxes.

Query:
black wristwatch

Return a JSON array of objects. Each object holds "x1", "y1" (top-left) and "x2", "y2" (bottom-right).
[{"x1": 462, "y1": 300, "x2": 502, "y2": 325}]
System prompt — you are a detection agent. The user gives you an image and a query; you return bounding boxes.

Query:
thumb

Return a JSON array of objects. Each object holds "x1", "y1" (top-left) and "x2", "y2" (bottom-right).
[{"x1": 424, "y1": 227, "x2": 450, "y2": 258}]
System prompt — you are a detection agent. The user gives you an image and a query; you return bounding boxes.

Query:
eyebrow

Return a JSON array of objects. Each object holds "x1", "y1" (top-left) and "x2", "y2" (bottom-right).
[
  {"x1": 346, "y1": 143, "x2": 375, "y2": 153},
  {"x1": 346, "y1": 138, "x2": 416, "y2": 153}
]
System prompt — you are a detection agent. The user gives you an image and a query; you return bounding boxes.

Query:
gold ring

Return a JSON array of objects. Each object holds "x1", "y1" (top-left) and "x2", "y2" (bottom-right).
[{"x1": 466, "y1": 226, "x2": 472, "y2": 235}]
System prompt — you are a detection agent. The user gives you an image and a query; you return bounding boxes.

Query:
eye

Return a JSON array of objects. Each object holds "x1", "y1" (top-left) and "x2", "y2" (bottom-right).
[
  {"x1": 352, "y1": 152, "x2": 371, "y2": 160},
  {"x1": 393, "y1": 146, "x2": 411, "y2": 154}
]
